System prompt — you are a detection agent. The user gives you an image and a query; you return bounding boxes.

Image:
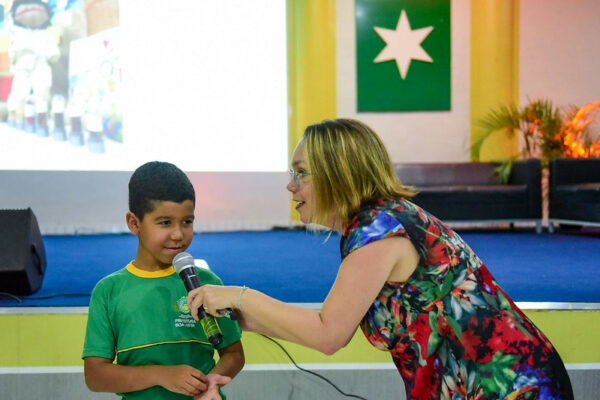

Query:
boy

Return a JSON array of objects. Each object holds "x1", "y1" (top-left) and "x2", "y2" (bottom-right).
[{"x1": 83, "y1": 161, "x2": 244, "y2": 400}]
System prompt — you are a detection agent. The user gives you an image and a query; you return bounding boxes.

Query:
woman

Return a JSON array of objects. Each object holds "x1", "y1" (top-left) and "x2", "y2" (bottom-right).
[{"x1": 188, "y1": 119, "x2": 573, "y2": 399}]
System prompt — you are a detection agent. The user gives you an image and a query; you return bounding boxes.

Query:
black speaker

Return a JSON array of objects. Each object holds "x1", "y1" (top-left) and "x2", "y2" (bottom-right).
[{"x1": 0, "y1": 208, "x2": 47, "y2": 295}]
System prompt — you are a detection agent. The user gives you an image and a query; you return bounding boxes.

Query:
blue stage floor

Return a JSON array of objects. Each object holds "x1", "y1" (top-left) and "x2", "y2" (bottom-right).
[{"x1": 1, "y1": 229, "x2": 599, "y2": 307}]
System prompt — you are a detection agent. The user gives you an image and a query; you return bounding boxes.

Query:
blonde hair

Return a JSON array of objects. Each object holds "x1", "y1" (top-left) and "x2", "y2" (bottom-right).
[{"x1": 302, "y1": 118, "x2": 415, "y2": 227}]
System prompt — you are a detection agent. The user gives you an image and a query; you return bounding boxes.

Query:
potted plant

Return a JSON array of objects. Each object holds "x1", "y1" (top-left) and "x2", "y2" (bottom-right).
[
  {"x1": 471, "y1": 99, "x2": 600, "y2": 224},
  {"x1": 472, "y1": 99, "x2": 600, "y2": 181}
]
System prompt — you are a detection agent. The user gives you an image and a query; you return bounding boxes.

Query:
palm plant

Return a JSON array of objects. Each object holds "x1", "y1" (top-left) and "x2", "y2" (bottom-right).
[{"x1": 472, "y1": 99, "x2": 600, "y2": 183}]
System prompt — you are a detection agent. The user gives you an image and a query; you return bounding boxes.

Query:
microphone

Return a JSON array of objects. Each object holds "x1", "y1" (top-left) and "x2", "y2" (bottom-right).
[
  {"x1": 173, "y1": 252, "x2": 235, "y2": 347},
  {"x1": 173, "y1": 253, "x2": 237, "y2": 320}
]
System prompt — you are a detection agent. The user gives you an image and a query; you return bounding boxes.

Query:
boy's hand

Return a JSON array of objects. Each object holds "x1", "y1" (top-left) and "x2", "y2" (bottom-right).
[
  {"x1": 159, "y1": 365, "x2": 208, "y2": 396},
  {"x1": 194, "y1": 373, "x2": 232, "y2": 400}
]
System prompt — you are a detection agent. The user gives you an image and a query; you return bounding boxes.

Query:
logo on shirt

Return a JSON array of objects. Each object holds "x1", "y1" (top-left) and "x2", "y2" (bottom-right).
[
  {"x1": 175, "y1": 296, "x2": 191, "y2": 314},
  {"x1": 174, "y1": 296, "x2": 196, "y2": 328}
]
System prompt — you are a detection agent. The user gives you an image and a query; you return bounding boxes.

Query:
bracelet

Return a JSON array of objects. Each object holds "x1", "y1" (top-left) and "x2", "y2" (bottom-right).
[{"x1": 237, "y1": 286, "x2": 248, "y2": 312}]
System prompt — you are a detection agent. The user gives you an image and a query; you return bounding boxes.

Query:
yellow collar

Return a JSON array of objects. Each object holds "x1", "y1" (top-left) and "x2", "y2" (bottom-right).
[{"x1": 126, "y1": 262, "x2": 176, "y2": 278}]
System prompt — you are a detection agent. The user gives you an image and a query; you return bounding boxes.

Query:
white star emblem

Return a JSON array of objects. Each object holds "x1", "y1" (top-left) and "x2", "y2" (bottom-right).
[{"x1": 373, "y1": 10, "x2": 434, "y2": 80}]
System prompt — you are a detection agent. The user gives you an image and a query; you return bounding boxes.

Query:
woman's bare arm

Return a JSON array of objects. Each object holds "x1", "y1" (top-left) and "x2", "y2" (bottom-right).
[{"x1": 189, "y1": 236, "x2": 418, "y2": 354}]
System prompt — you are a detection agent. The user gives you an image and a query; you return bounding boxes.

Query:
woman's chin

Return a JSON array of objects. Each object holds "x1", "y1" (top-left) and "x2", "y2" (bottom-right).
[{"x1": 297, "y1": 210, "x2": 310, "y2": 224}]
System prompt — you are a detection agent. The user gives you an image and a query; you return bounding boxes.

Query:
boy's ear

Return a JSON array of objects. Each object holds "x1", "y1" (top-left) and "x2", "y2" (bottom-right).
[{"x1": 126, "y1": 212, "x2": 141, "y2": 235}]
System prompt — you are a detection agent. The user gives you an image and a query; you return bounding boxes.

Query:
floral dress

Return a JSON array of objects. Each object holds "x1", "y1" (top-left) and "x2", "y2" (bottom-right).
[{"x1": 341, "y1": 199, "x2": 573, "y2": 400}]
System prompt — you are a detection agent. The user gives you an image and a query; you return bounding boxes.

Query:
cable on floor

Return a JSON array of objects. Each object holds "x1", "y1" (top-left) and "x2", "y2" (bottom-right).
[{"x1": 260, "y1": 334, "x2": 369, "y2": 400}]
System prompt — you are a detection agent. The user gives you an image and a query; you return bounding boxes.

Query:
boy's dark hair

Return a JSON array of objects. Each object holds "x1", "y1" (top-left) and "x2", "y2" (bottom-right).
[{"x1": 128, "y1": 161, "x2": 195, "y2": 219}]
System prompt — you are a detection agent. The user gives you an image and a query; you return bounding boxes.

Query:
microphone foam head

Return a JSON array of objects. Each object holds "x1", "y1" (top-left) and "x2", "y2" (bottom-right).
[{"x1": 173, "y1": 252, "x2": 194, "y2": 274}]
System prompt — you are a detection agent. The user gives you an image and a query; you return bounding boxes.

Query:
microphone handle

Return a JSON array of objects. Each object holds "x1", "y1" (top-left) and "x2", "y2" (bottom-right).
[
  {"x1": 183, "y1": 272, "x2": 224, "y2": 346},
  {"x1": 184, "y1": 272, "x2": 238, "y2": 320},
  {"x1": 198, "y1": 306, "x2": 223, "y2": 347}
]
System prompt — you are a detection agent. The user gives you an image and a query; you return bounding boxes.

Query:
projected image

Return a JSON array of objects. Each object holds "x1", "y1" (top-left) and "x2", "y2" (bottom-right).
[
  {"x1": 0, "y1": 0, "x2": 122, "y2": 161},
  {"x1": 68, "y1": 27, "x2": 122, "y2": 150},
  {"x1": 0, "y1": 0, "x2": 288, "y2": 172}
]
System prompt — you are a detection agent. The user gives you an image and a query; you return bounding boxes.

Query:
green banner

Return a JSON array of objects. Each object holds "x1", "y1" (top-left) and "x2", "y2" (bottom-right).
[{"x1": 356, "y1": 0, "x2": 451, "y2": 111}]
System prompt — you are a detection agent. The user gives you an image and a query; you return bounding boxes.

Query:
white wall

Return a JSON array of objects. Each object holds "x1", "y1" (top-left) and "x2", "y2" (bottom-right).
[
  {"x1": 0, "y1": 170, "x2": 291, "y2": 234},
  {"x1": 519, "y1": 0, "x2": 600, "y2": 108}
]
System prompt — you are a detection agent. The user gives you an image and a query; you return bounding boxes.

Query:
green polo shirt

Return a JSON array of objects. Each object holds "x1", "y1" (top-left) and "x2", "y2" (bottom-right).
[{"x1": 83, "y1": 262, "x2": 241, "y2": 399}]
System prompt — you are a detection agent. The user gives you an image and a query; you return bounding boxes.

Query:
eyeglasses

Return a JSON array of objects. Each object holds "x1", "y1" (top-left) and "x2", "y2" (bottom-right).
[{"x1": 288, "y1": 168, "x2": 311, "y2": 186}]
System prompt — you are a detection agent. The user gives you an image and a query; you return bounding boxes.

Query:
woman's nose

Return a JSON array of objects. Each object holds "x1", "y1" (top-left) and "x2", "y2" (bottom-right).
[{"x1": 286, "y1": 179, "x2": 297, "y2": 192}]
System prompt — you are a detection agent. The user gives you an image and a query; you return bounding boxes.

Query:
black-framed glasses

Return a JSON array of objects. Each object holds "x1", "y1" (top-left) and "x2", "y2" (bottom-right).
[{"x1": 288, "y1": 168, "x2": 311, "y2": 186}]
